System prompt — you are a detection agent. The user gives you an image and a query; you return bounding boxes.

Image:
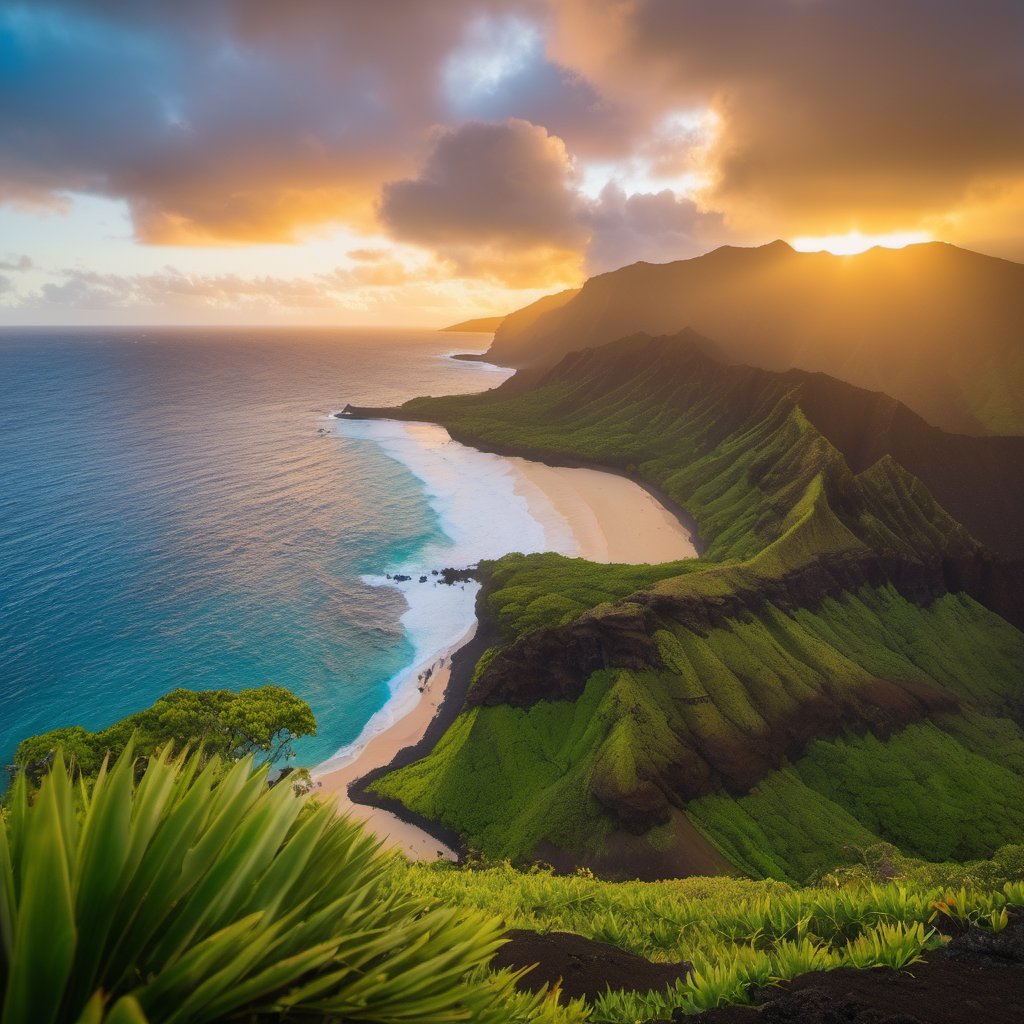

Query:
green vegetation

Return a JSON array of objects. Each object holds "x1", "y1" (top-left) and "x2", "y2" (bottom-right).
[
  {"x1": 394, "y1": 857, "x2": 1024, "y2": 1020},
  {"x1": 371, "y1": 337, "x2": 1024, "y2": 875},
  {"x1": 11, "y1": 734, "x2": 1017, "y2": 1023},
  {"x1": 0, "y1": 744, "x2": 576, "y2": 1024},
  {"x1": 399, "y1": 343, "x2": 974, "y2": 567},
  {"x1": 688, "y1": 717, "x2": 1024, "y2": 881},
  {"x1": 374, "y1": 586, "x2": 1024, "y2": 875},
  {"x1": 481, "y1": 551, "x2": 700, "y2": 645},
  {"x1": 12, "y1": 686, "x2": 315, "y2": 783}
]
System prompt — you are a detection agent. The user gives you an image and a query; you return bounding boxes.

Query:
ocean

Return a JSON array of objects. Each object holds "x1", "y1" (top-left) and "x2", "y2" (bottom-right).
[{"x1": 0, "y1": 326, "x2": 556, "y2": 769}]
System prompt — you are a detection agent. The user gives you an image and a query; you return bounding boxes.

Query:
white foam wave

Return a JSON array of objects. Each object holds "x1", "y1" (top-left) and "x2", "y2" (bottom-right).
[{"x1": 320, "y1": 419, "x2": 579, "y2": 767}]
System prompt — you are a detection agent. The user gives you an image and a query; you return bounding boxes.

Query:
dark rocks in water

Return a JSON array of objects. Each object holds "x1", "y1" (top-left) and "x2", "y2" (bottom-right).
[
  {"x1": 419, "y1": 575, "x2": 428, "y2": 583},
  {"x1": 438, "y1": 567, "x2": 478, "y2": 585},
  {"x1": 493, "y1": 929, "x2": 691, "y2": 1004},
  {"x1": 391, "y1": 574, "x2": 411, "y2": 582}
]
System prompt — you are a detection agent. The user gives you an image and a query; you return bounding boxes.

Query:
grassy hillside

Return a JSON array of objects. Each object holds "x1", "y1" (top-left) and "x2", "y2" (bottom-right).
[{"x1": 367, "y1": 333, "x2": 1024, "y2": 880}]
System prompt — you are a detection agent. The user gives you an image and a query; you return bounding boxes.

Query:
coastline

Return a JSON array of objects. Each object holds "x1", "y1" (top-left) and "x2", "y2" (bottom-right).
[
  {"x1": 312, "y1": 415, "x2": 700, "y2": 861},
  {"x1": 311, "y1": 627, "x2": 476, "y2": 862}
]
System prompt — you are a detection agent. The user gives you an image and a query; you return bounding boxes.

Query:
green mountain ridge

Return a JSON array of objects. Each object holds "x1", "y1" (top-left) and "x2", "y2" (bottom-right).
[
  {"x1": 355, "y1": 331, "x2": 1024, "y2": 882},
  {"x1": 482, "y1": 241, "x2": 1024, "y2": 436}
]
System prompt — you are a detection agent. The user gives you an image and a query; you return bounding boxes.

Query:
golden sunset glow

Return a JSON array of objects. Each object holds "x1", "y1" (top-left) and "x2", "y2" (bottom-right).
[
  {"x1": 0, "y1": 2, "x2": 1021, "y2": 325},
  {"x1": 790, "y1": 231, "x2": 934, "y2": 256}
]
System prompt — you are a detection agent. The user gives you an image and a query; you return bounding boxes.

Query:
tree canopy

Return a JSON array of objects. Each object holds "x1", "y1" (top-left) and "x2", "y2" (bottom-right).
[{"x1": 12, "y1": 685, "x2": 316, "y2": 783}]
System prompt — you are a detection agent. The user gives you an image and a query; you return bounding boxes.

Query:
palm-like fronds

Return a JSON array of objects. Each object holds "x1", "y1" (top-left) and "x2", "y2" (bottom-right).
[{"x1": 0, "y1": 745, "x2": 542, "y2": 1024}]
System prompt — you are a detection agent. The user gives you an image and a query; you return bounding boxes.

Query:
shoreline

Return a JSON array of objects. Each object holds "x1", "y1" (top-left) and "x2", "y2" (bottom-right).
[
  {"x1": 311, "y1": 626, "x2": 477, "y2": 862},
  {"x1": 313, "y1": 413, "x2": 701, "y2": 860},
  {"x1": 335, "y1": 406, "x2": 705, "y2": 555},
  {"x1": 443, "y1": 429, "x2": 706, "y2": 555},
  {"x1": 344, "y1": 593, "x2": 499, "y2": 860}
]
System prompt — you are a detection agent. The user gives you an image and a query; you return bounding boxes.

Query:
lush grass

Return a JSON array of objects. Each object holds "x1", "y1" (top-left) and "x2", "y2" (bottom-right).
[
  {"x1": 374, "y1": 586, "x2": 1024, "y2": 874},
  {"x1": 393, "y1": 859, "x2": 1024, "y2": 1020},
  {"x1": 0, "y1": 746, "x2": 577, "y2": 1024},
  {"x1": 688, "y1": 718, "x2": 1024, "y2": 881},
  {"x1": 481, "y1": 552, "x2": 701, "y2": 645},
  {"x1": 374, "y1": 337, "x2": 1024, "y2": 877}
]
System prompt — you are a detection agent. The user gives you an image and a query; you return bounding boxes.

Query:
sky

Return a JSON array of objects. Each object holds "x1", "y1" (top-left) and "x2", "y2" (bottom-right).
[{"x1": 1, "y1": 0, "x2": 1022, "y2": 326}]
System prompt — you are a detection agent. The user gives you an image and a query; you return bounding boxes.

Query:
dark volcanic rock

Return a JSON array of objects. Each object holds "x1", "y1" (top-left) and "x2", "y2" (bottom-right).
[
  {"x1": 493, "y1": 929, "x2": 691, "y2": 1003},
  {"x1": 947, "y1": 909, "x2": 1024, "y2": 965},
  {"x1": 686, "y1": 915, "x2": 1024, "y2": 1024},
  {"x1": 467, "y1": 604, "x2": 664, "y2": 708},
  {"x1": 439, "y1": 566, "x2": 478, "y2": 585},
  {"x1": 686, "y1": 958, "x2": 1024, "y2": 1024}
]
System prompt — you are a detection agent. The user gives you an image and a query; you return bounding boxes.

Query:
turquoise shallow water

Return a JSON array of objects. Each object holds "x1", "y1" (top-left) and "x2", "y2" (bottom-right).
[{"x1": 0, "y1": 327, "x2": 504, "y2": 768}]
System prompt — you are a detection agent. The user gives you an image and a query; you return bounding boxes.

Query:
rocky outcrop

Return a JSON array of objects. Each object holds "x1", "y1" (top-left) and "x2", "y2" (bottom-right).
[{"x1": 468, "y1": 550, "x2": 1022, "y2": 712}]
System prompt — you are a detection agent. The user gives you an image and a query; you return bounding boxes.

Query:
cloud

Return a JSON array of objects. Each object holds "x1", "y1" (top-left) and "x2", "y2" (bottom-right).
[
  {"x1": 4, "y1": 0, "x2": 1023, "y2": 297},
  {"x1": 0, "y1": 1, "x2": 547, "y2": 244},
  {"x1": 380, "y1": 118, "x2": 730, "y2": 283},
  {"x1": 0, "y1": 254, "x2": 32, "y2": 271},
  {"x1": 380, "y1": 119, "x2": 589, "y2": 284},
  {"x1": 440, "y1": 11, "x2": 631, "y2": 159},
  {"x1": 548, "y1": 0, "x2": 1024, "y2": 239},
  {"x1": 583, "y1": 183, "x2": 725, "y2": 274},
  {"x1": 21, "y1": 266, "x2": 367, "y2": 311}
]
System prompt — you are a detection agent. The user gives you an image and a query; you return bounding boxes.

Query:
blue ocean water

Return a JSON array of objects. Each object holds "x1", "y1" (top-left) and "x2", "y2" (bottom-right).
[{"x1": 0, "y1": 327, "x2": 505, "y2": 768}]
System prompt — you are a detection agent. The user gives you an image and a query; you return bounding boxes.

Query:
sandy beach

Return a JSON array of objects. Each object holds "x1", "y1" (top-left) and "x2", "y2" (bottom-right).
[
  {"x1": 511, "y1": 459, "x2": 699, "y2": 564},
  {"x1": 312, "y1": 631, "x2": 471, "y2": 862},
  {"x1": 311, "y1": 435, "x2": 699, "y2": 861}
]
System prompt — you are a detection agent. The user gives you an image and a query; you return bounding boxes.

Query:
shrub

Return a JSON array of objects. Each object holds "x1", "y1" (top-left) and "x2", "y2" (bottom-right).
[{"x1": 0, "y1": 744, "x2": 574, "y2": 1024}]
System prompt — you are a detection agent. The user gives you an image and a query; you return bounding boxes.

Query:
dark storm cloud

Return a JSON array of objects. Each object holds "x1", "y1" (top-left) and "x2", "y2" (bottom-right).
[
  {"x1": 380, "y1": 118, "x2": 727, "y2": 283},
  {"x1": 2, "y1": 0, "x2": 1022, "y2": 267},
  {"x1": 583, "y1": 184, "x2": 724, "y2": 274},
  {"x1": 551, "y1": 0, "x2": 1024, "y2": 235}
]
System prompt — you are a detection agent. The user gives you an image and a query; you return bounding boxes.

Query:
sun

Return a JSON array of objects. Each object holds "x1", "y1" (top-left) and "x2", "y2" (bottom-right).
[{"x1": 790, "y1": 230, "x2": 933, "y2": 256}]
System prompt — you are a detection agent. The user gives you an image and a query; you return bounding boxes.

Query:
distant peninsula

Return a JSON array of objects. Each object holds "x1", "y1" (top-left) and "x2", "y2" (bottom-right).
[{"x1": 438, "y1": 315, "x2": 505, "y2": 332}]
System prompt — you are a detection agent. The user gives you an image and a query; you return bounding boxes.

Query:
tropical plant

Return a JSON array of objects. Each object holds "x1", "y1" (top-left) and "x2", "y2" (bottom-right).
[
  {"x1": 12, "y1": 686, "x2": 316, "y2": 784},
  {"x1": 0, "y1": 744, "x2": 575, "y2": 1024},
  {"x1": 840, "y1": 921, "x2": 936, "y2": 970}
]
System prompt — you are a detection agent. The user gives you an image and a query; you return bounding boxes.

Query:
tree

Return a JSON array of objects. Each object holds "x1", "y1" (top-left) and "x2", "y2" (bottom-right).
[
  {"x1": 12, "y1": 685, "x2": 318, "y2": 784},
  {"x1": 220, "y1": 685, "x2": 317, "y2": 764}
]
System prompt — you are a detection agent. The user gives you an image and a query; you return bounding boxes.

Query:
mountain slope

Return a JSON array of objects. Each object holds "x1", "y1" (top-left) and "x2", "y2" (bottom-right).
[
  {"x1": 483, "y1": 241, "x2": 1024, "y2": 435},
  {"x1": 359, "y1": 332, "x2": 1024, "y2": 881},
  {"x1": 440, "y1": 315, "x2": 506, "y2": 332}
]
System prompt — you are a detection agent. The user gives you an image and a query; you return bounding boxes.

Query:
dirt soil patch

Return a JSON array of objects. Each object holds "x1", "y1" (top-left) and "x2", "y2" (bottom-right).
[
  {"x1": 687, "y1": 912, "x2": 1024, "y2": 1024},
  {"x1": 492, "y1": 929, "x2": 692, "y2": 1002}
]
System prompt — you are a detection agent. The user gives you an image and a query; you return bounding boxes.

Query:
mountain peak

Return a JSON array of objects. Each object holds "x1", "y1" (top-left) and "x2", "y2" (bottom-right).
[{"x1": 484, "y1": 239, "x2": 1024, "y2": 435}]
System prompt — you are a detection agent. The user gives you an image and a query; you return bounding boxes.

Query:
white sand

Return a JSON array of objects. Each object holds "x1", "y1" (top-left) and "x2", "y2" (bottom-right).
[
  {"x1": 311, "y1": 446, "x2": 698, "y2": 861},
  {"x1": 510, "y1": 459, "x2": 698, "y2": 564}
]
